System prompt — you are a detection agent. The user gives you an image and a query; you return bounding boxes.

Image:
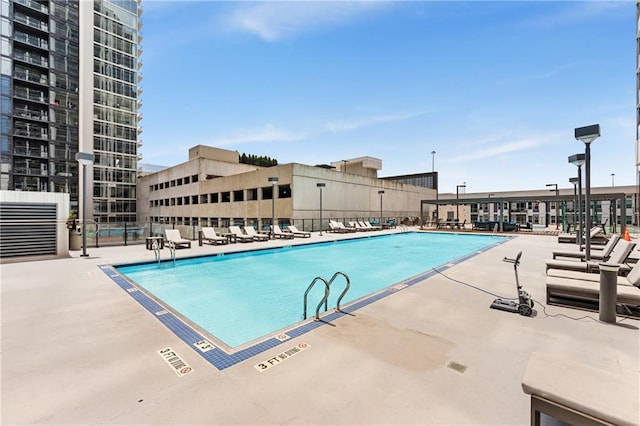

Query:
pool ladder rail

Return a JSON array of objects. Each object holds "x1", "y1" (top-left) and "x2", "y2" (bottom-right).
[
  {"x1": 152, "y1": 240, "x2": 176, "y2": 265},
  {"x1": 303, "y1": 271, "x2": 351, "y2": 321}
]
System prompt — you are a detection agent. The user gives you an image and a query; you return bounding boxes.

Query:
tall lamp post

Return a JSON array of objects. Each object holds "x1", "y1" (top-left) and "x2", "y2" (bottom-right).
[
  {"x1": 431, "y1": 150, "x2": 438, "y2": 226},
  {"x1": 317, "y1": 182, "x2": 325, "y2": 235},
  {"x1": 569, "y1": 153, "x2": 585, "y2": 247},
  {"x1": 611, "y1": 173, "x2": 615, "y2": 187},
  {"x1": 268, "y1": 176, "x2": 278, "y2": 239},
  {"x1": 546, "y1": 183, "x2": 559, "y2": 230},
  {"x1": 487, "y1": 193, "x2": 494, "y2": 221},
  {"x1": 378, "y1": 190, "x2": 384, "y2": 228},
  {"x1": 456, "y1": 184, "x2": 466, "y2": 221},
  {"x1": 569, "y1": 177, "x2": 578, "y2": 234},
  {"x1": 75, "y1": 152, "x2": 94, "y2": 258},
  {"x1": 575, "y1": 124, "x2": 601, "y2": 261}
]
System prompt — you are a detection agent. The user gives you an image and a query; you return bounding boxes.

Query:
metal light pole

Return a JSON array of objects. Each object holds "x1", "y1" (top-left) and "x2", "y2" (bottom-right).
[
  {"x1": 317, "y1": 182, "x2": 325, "y2": 235},
  {"x1": 575, "y1": 124, "x2": 601, "y2": 261},
  {"x1": 431, "y1": 150, "x2": 438, "y2": 226},
  {"x1": 378, "y1": 190, "x2": 384, "y2": 228},
  {"x1": 487, "y1": 193, "x2": 494, "y2": 221},
  {"x1": 569, "y1": 177, "x2": 578, "y2": 234},
  {"x1": 611, "y1": 173, "x2": 615, "y2": 187},
  {"x1": 456, "y1": 184, "x2": 466, "y2": 221},
  {"x1": 569, "y1": 153, "x2": 585, "y2": 247},
  {"x1": 268, "y1": 176, "x2": 278, "y2": 239},
  {"x1": 546, "y1": 183, "x2": 559, "y2": 230},
  {"x1": 75, "y1": 152, "x2": 94, "y2": 258}
]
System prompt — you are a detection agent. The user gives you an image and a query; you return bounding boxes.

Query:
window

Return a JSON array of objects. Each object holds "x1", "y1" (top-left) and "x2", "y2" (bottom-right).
[
  {"x1": 211, "y1": 193, "x2": 219, "y2": 203},
  {"x1": 221, "y1": 192, "x2": 230, "y2": 202},
  {"x1": 247, "y1": 188, "x2": 258, "y2": 201},
  {"x1": 262, "y1": 186, "x2": 273, "y2": 200},
  {"x1": 278, "y1": 185, "x2": 291, "y2": 198},
  {"x1": 200, "y1": 195, "x2": 208, "y2": 204},
  {"x1": 192, "y1": 195, "x2": 198, "y2": 204},
  {"x1": 191, "y1": 174, "x2": 198, "y2": 183},
  {"x1": 233, "y1": 190, "x2": 244, "y2": 202}
]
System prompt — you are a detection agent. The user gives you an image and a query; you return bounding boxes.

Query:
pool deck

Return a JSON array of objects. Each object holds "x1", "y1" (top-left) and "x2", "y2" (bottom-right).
[{"x1": 2, "y1": 228, "x2": 638, "y2": 425}]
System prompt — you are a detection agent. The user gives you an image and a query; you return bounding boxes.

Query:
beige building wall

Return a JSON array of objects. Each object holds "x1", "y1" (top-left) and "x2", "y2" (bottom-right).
[{"x1": 138, "y1": 149, "x2": 435, "y2": 230}]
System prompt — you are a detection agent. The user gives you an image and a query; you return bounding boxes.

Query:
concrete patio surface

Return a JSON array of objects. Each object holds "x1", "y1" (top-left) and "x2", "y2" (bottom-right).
[{"x1": 1, "y1": 228, "x2": 638, "y2": 425}]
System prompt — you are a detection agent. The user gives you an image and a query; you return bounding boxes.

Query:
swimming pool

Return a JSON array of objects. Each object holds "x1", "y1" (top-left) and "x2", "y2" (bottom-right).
[{"x1": 114, "y1": 232, "x2": 505, "y2": 351}]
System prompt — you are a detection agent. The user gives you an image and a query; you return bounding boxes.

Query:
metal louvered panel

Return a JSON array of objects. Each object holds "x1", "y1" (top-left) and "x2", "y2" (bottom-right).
[{"x1": 0, "y1": 203, "x2": 57, "y2": 258}]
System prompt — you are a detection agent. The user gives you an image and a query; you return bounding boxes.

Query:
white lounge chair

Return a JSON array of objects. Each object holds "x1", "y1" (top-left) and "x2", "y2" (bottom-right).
[
  {"x1": 545, "y1": 240, "x2": 635, "y2": 273},
  {"x1": 201, "y1": 227, "x2": 228, "y2": 245},
  {"x1": 164, "y1": 229, "x2": 191, "y2": 249},
  {"x1": 557, "y1": 226, "x2": 605, "y2": 244},
  {"x1": 271, "y1": 225, "x2": 294, "y2": 239},
  {"x1": 286, "y1": 225, "x2": 311, "y2": 238},
  {"x1": 552, "y1": 234, "x2": 620, "y2": 260},
  {"x1": 329, "y1": 221, "x2": 352, "y2": 233},
  {"x1": 228, "y1": 226, "x2": 254, "y2": 243},
  {"x1": 364, "y1": 221, "x2": 381, "y2": 230},
  {"x1": 243, "y1": 226, "x2": 269, "y2": 241}
]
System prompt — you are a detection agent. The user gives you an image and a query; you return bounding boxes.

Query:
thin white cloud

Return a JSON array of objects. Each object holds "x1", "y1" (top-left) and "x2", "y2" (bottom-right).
[
  {"x1": 210, "y1": 124, "x2": 306, "y2": 146},
  {"x1": 325, "y1": 110, "x2": 430, "y2": 132},
  {"x1": 447, "y1": 133, "x2": 559, "y2": 163},
  {"x1": 225, "y1": 1, "x2": 388, "y2": 42}
]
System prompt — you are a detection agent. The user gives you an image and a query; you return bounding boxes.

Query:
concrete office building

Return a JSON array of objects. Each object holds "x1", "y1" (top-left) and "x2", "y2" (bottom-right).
[
  {"x1": 1, "y1": 0, "x2": 142, "y2": 222},
  {"x1": 137, "y1": 146, "x2": 436, "y2": 233}
]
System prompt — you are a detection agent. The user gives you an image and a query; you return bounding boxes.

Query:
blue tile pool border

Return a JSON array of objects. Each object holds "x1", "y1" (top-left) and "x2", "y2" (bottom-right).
[{"x1": 100, "y1": 233, "x2": 512, "y2": 370}]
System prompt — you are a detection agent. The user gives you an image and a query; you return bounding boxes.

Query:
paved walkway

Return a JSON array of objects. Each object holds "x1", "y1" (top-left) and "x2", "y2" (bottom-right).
[{"x1": 2, "y1": 229, "x2": 638, "y2": 424}]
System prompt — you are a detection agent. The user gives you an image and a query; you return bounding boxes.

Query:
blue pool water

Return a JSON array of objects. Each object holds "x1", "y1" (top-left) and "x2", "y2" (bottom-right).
[{"x1": 116, "y1": 232, "x2": 503, "y2": 348}]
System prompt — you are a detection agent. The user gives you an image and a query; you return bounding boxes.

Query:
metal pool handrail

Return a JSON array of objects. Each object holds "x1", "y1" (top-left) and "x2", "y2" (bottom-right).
[{"x1": 302, "y1": 272, "x2": 351, "y2": 321}]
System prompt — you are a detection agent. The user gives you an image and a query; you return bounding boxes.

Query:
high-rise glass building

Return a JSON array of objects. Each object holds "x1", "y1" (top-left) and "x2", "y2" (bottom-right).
[{"x1": 1, "y1": 0, "x2": 142, "y2": 223}]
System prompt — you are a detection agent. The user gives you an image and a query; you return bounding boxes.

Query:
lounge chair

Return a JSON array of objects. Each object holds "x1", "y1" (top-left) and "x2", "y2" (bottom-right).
[
  {"x1": 552, "y1": 234, "x2": 620, "y2": 260},
  {"x1": 201, "y1": 227, "x2": 228, "y2": 245},
  {"x1": 164, "y1": 229, "x2": 191, "y2": 249},
  {"x1": 545, "y1": 240, "x2": 635, "y2": 273},
  {"x1": 363, "y1": 221, "x2": 381, "y2": 231},
  {"x1": 243, "y1": 226, "x2": 269, "y2": 241},
  {"x1": 271, "y1": 225, "x2": 294, "y2": 239},
  {"x1": 329, "y1": 221, "x2": 356, "y2": 233},
  {"x1": 286, "y1": 225, "x2": 311, "y2": 238},
  {"x1": 228, "y1": 226, "x2": 254, "y2": 243},
  {"x1": 350, "y1": 221, "x2": 368, "y2": 231},
  {"x1": 557, "y1": 226, "x2": 605, "y2": 244},
  {"x1": 545, "y1": 270, "x2": 640, "y2": 310}
]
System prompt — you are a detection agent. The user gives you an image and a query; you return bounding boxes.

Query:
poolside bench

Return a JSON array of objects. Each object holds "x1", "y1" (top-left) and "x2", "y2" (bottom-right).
[{"x1": 521, "y1": 352, "x2": 638, "y2": 426}]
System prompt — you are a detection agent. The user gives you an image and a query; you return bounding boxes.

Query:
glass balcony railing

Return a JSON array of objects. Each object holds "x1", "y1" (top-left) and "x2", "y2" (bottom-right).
[
  {"x1": 13, "y1": 13, "x2": 48, "y2": 32},
  {"x1": 14, "y1": 0, "x2": 49, "y2": 13},
  {"x1": 14, "y1": 32, "x2": 49, "y2": 50}
]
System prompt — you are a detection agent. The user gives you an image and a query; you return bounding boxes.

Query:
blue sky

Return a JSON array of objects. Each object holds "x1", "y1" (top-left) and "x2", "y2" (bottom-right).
[{"x1": 139, "y1": 1, "x2": 634, "y2": 193}]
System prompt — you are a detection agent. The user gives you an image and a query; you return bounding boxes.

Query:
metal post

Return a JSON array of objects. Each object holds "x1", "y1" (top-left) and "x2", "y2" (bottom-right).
[
  {"x1": 577, "y1": 165, "x2": 583, "y2": 247},
  {"x1": 81, "y1": 163, "x2": 88, "y2": 257},
  {"x1": 585, "y1": 143, "x2": 592, "y2": 260},
  {"x1": 378, "y1": 190, "x2": 385, "y2": 228},
  {"x1": 317, "y1": 182, "x2": 325, "y2": 235},
  {"x1": 268, "y1": 176, "x2": 278, "y2": 239}
]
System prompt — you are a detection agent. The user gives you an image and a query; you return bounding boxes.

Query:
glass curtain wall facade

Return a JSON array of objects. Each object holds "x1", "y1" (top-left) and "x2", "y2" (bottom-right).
[
  {"x1": 0, "y1": 0, "x2": 141, "y2": 222},
  {"x1": 1, "y1": 0, "x2": 80, "y2": 203},
  {"x1": 89, "y1": 0, "x2": 141, "y2": 223}
]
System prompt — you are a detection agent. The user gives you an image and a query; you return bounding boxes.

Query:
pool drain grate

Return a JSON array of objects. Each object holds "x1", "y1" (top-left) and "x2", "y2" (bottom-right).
[{"x1": 447, "y1": 361, "x2": 467, "y2": 373}]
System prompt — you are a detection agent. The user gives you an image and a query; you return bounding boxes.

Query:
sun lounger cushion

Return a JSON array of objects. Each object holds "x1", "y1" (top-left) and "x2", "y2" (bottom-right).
[
  {"x1": 545, "y1": 275, "x2": 640, "y2": 306},
  {"x1": 521, "y1": 352, "x2": 639, "y2": 426}
]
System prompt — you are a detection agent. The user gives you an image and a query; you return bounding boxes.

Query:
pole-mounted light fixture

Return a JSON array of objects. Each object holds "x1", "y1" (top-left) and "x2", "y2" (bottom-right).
[
  {"x1": 75, "y1": 152, "x2": 95, "y2": 258},
  {"x1": 268, "y1": 176, "x2": 279, "y2": 239},
  {"x1": 575, "y1": 124, "x2": 600, "y2": 261},
  {"x1": 317, "y1": 182, "x2": 325, "y2": 235}
]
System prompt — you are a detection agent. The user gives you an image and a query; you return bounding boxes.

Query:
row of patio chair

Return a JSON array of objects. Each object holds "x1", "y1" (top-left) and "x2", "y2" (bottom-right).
[
  {"x1": 543, "y1": 232, "x2": 640, "y2": 316},
  {"x1": 163, "y1": 225, "x2": 312, "y2": 248}
]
